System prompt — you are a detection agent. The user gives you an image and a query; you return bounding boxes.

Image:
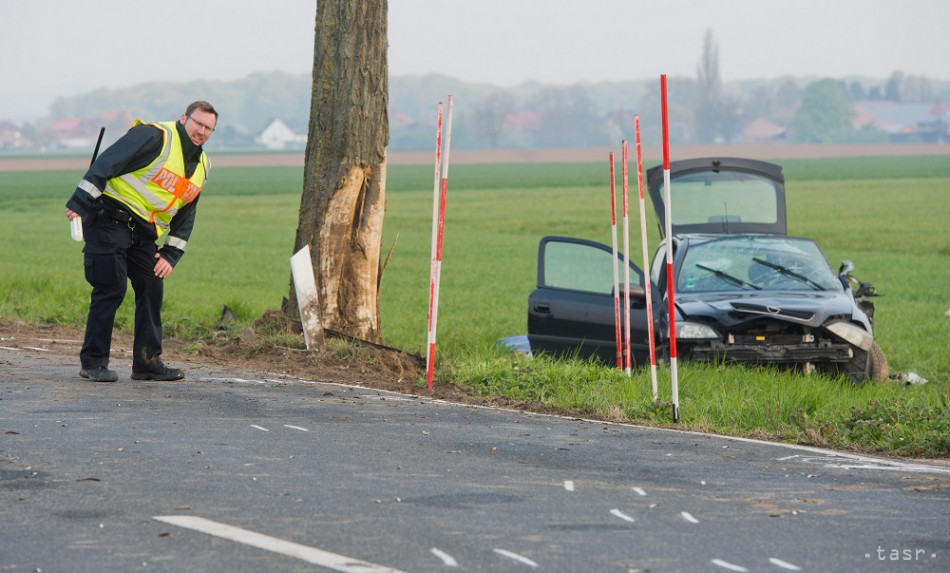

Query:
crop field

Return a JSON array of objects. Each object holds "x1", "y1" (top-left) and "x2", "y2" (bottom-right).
[{"x1": 1, "y1": 152, "x2": 948, "y2": 455}]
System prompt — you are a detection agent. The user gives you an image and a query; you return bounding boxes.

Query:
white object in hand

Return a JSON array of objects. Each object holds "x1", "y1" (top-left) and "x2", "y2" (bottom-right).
[{"x1": 70, "y1": 216, "x2": 83, "y2": 241}]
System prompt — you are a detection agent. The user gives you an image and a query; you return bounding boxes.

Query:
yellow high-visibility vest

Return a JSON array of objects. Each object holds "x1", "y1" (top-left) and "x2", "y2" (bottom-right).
[{"x1": 104, "y1": 120, "x2": 209, "y2": 238}]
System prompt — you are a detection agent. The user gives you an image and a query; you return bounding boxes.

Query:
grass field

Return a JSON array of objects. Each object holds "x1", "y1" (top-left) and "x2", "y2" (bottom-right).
[{"x1": 1, "y1": 155, "x2": 948, "y2": 456}]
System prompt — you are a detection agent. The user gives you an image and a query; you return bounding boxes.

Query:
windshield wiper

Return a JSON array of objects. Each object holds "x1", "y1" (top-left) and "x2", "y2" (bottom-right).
[
  {"x1": 752, "y1": 257, "x2": 824, "y2": 290},
  {"x1": 696, "y1": 264, "x2": 761, "y2": 290}
]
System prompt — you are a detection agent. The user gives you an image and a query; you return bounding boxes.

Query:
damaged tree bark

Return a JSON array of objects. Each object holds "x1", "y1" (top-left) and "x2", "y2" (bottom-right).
[{"x1": 290, "y1": 0, "x2": 389, "y2": 345}]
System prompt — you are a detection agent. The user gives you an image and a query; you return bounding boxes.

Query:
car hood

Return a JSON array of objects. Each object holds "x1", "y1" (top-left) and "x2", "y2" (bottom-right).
[
  {"x1": 646, "y1": 157, "x2": 787, "y2": 237},
  {"x1": 675, "y1": 291, "x2": 857, "y2": 329}
]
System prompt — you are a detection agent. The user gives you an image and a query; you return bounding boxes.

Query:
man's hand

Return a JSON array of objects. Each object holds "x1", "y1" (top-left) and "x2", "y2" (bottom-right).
[
  {"x1": 154, "y1": 253, "x2": 173, "y2": 278},
  {"x1": 65, "y1": 207, "x2": 79, "y2": 220}
]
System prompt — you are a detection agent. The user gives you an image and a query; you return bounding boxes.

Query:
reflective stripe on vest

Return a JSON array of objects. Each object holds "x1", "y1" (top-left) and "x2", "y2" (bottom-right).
[{"x1": 103, "y1": 120, "x2": 208, "y2": 238}]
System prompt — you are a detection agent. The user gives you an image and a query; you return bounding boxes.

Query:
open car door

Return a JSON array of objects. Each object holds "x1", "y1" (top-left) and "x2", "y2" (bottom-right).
[{"x1": 527, "y1": 236, "x2": 657, "y2": 365}]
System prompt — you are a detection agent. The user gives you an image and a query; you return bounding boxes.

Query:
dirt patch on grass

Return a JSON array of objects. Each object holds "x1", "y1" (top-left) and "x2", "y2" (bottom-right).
[{"x1": 0, "y1": 316, "x2": 559, "y2": 416}]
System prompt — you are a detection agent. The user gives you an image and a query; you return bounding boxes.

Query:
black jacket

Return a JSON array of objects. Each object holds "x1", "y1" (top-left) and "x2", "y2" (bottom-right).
[{"x1": 65, "y1": 120, "x2": 205, "y2": 267}]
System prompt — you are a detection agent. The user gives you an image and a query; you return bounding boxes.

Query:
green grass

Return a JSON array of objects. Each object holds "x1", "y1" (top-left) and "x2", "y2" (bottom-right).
[{"x1": 2, "y1": 155, "x2": 948, "y2": 457}]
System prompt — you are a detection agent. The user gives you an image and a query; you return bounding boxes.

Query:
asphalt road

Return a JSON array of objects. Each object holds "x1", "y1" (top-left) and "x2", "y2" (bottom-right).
[{"x1": 2, "y1": 345, "x2": 948, "y2": 573}]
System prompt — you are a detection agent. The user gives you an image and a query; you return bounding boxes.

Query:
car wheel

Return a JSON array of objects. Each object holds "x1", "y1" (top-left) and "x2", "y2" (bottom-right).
[
  {"x1": 869, "y1": 342, "x2": 889, "y2": 383},
  {"x1": 842, "y1": 345, "x2": 871, "y2": 384}
]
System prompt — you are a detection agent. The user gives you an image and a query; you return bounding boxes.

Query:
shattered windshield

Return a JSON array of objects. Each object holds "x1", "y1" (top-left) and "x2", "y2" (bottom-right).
[{"x1": 677, "y1": 236, "x2": 843, "y2": 293}]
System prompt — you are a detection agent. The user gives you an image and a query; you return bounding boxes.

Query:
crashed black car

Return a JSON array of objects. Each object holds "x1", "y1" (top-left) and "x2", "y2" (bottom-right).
[{"x1": 527, "y1": 157, "x2": 887, "y2": 383}]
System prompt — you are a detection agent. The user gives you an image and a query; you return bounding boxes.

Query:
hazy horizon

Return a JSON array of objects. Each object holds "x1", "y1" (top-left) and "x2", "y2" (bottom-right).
[{"x1": 3, "y1": 0, "x2": 949, "y2": 121}]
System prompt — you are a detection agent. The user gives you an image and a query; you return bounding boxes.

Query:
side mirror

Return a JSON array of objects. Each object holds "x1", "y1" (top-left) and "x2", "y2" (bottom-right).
[
  {"x1": 616, "y1": 283, "x2": 647, "y2": 300},
  {"x1": 838, "y1": 260, "x2": 854, "y2": 276},
  {"x1": 616, "y1": 284, "x2": 648, "y2": 308}
]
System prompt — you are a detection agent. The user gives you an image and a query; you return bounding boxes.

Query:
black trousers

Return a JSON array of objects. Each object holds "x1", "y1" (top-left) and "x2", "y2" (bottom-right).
[{"x1": 80, "y1": 213, "x2": 164, "y2": 371}]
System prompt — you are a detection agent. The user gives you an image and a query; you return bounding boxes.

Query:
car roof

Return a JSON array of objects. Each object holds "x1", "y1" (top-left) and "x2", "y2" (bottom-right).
[{"x1": 645, "y1": 157, "x2": 787, "y2": 237}]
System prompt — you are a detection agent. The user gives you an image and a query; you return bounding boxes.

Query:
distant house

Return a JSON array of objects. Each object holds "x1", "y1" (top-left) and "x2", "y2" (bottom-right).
[
  {"x1": 43, "y1": 110, "x2": 133, "y2": 150},
  {"x1": 853, "y1": 101, "x2": 949, "y2": 142},
  {"x1": 741, "y1": 117, "x2": 787, "y2": 144},
  {"x1": 0, "y1": 121, "x2": 29, "y2": 150},
  {"x1": 257, "y1": 119, "x2": 307, "y2": 150},
  {"x1": 46, "y1": 117, "x2": 94, "y2": 150}
]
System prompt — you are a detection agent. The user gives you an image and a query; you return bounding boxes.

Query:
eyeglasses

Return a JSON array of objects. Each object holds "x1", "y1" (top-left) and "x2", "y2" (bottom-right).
[{"x1": 187, "y1": 115, "x2": 216, "y2": 133}]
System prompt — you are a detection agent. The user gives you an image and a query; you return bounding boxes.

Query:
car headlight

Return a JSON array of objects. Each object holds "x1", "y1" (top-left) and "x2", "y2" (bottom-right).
[
  {"x1": 824, "y1": 321, "x2": 873, "y2": 351},
  {"x1": 676, "y1": 321, "x2": 720, "y2": 339}
]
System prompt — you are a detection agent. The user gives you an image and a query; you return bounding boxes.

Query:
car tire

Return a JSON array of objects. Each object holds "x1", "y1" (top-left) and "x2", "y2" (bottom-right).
[
  {"x1": 869, "y1": 342, "x2": 889, "y2": 383},
  {"x1": 842, "y1": 345, "x2": 871, "y2": 384},
  {"x1": 840, "y1": 342, "x2": 888, "y2": 384}
]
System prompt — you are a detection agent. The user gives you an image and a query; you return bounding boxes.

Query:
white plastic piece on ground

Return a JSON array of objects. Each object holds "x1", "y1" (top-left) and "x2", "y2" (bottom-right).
[
  {"x1": 290, "y1": 245, "x2": 324, "y2": 350},
  {"x1": 905, "y1": 372, "x2": 928, "y2": 385}
]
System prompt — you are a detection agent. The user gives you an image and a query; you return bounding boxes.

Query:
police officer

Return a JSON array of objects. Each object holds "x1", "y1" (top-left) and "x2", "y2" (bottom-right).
[{"x1": 65, "y1": 101, "x2": 217, "y2": 382}]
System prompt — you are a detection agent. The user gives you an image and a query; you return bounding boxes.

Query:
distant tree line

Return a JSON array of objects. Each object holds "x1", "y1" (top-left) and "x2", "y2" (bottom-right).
[{"x1": 10, "y1": 40, "x2": 950, "y2": 153}]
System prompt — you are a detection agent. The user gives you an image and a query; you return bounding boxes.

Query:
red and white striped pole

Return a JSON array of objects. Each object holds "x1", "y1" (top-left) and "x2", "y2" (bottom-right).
[
  {"x1": 621, "y1": 140, "x2": 632, "y2": 376},
  {"x1": 634, "y1": 115, "x2": 659, "y2": 400},
  {"x1": 425, "y1": 101, "x2": 443, "y2": 388},
  {"x1": 428, "y1": 102, "x2": 443, "y2": 266},
  {"x1": 660, "y1": 75, "x2": 680, "y2": 421},
  {"x1": 608, "y1": 152, "x2": 622, "y2": 369},
  {"x1": 426, "y1": 95, "x2": 453, "y2": 389}
]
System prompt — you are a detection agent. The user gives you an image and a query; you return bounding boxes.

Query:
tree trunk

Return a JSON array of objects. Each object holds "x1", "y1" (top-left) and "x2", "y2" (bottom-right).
[{"x1": 290, "y1": 0, "x2": 389, "y2": 345}]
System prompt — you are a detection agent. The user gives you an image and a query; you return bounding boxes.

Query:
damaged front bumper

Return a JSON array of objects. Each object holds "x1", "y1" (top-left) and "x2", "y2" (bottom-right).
[{"x1": 684, "y1": 340, "x2": 854, "y2": 364}]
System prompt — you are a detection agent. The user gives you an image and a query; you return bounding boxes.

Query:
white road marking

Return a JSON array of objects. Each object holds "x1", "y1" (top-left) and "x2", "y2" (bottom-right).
[
  {"x1": 610, "y1": 509, "x2": 635, "y2": 523},
  {"x1": 23, "y1": 346, "x2": 49, "y2": 352},
  {"x1": 493, "y1": 549, "x2": 538, "y2": 567},
  {"x1": 632, "y1": 487, "x2": 647, "y2": 496},
  {"x1": 153, "y1": 515, "x2": 408, "y2": 572},
  {"x1": 778, "y1": 453, "x2": 950, "y2": 475},
  {"x1": 711, "y1": 558, "x2": 748, "y2": 571},
  {"x1": 283, "y1": 425, "x2": 309, "y2": 432},
  {"x1": 250, "y1": 425, "x2": 269, "y2": 432},
  {"x1": 0, "y1": 346, "x2": 18, "y2": 351},
  {"x1": 681, "y1": 511, "x2": 699, "y2": 524},
  {"x1": 199, "y1": 377, "x2": 269, "y2": 385},
  {"x1": 430, "y1": 547, "x2": 458, "y2": 567},
  {"x1": 768, "y1": 557, "x2": 802, "y2": 570},
  {"x1": 360, "y1": 395, "x2": 416, "y2": 402},
  {"x1": 563, "y1": 480, "x2": 574, "y2": 491}
]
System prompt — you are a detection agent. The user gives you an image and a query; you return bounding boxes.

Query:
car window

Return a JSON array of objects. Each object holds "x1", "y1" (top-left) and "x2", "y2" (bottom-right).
[
  {"x1": 542, "y1": 240, "x2": 614, "y2": 294},
  {"x1": 678, "y1": 236, "x2": 843, "y2": 293},
  {"x1": 671, "y1": 171, "x2": 779, "y2": 228},
  {"x1": 541, "y1": 240, "x2": 616, "y2": 295}
]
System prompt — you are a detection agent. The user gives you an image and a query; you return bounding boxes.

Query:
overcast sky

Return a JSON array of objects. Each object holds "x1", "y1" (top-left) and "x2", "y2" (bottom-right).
[{"x1": 2, "y1": 0, "x2": 948, "y2": 120}]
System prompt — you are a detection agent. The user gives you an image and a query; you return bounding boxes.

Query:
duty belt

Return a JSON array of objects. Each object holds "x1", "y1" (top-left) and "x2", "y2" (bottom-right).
[
  {"x1": 99, "y1": 197, "x2": 136, "y2": 226},
  {"x1": 109, "y1": 207, "x2": 133, "y2": 223}
]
